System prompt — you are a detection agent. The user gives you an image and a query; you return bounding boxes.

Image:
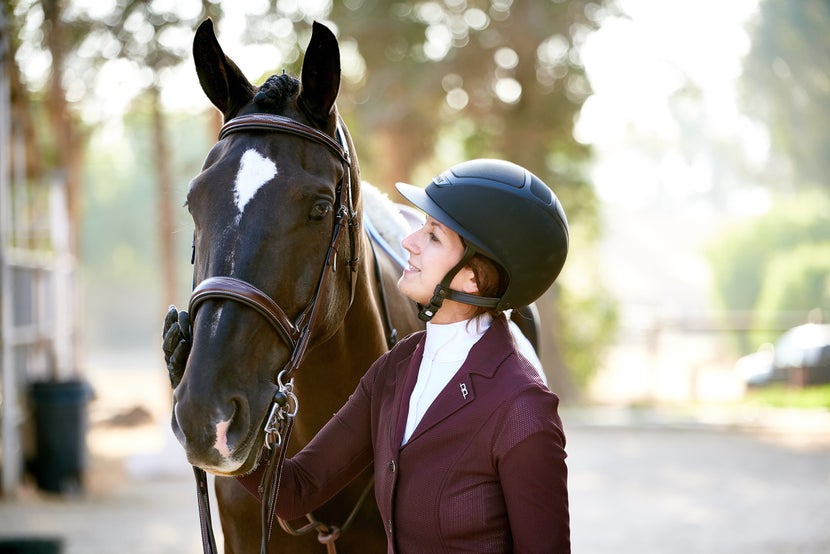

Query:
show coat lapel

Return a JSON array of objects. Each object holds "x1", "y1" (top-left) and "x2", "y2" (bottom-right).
[
  {"x1": 404, "y1": 317, "x2": 513, "y2": 445},
  {"x1": 404, "y1": 370, "x2": 475, "y2": 445},
  {"x1": 392, "y1": 337, "x2": 425, "y2": 448}
]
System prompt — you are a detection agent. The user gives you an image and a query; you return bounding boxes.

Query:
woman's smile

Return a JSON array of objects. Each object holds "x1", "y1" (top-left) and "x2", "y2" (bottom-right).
[{"x1": 396, "y1": 216, "x2": 479, "y2": 322}]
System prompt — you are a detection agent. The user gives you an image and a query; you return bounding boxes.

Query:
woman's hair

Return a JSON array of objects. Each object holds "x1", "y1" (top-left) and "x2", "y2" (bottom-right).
[{"x1": 467, "y1": 252, "x2": 509, "y2": 318}]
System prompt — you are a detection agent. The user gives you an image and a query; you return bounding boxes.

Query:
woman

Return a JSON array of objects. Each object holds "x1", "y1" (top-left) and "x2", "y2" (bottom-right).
[{"x1": 166, "y1": 159, "x2": 571, "y2": 553}]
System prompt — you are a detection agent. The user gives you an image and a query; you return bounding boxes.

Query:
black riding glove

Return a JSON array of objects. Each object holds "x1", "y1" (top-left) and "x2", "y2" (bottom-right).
[{"x1": 162, "y1": 305, "x2": 191, "y2": 389}]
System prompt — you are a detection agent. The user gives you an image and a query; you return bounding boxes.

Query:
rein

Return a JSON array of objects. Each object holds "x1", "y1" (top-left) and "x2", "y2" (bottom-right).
[{"x1": 188, "y1": 113, "x2": 360, "y2": 554}]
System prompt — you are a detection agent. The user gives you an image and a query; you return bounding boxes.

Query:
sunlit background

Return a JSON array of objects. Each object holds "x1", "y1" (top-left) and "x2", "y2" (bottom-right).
[{"x1": 1, "y1": 0, "x2": 829, "y2": 552}]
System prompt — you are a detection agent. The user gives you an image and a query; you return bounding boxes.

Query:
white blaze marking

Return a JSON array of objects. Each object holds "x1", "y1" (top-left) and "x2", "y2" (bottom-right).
[
  {"x1": 198, "y1": 151, "x2": 276, "y2": 470},
  {"x1": 234, "y1": 149, "x2": 277, "y2": 216}
]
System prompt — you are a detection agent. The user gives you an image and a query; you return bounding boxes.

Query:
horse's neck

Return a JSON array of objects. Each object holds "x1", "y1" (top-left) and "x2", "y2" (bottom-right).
[
  {"x1": 289, "y1": 238, "x2": 388, "y2": 441},
  {"x1": 291, "y1": 185, "x2": 425, "y2": 443}
]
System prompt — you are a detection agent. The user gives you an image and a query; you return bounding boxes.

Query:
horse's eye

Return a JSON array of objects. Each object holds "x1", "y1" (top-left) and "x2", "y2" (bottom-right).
[{"x1": 309, "y1": 200, "x2": 332, "y2": 221}]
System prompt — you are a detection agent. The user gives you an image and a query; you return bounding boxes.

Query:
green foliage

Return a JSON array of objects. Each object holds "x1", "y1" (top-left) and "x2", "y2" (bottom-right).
[
  {"x1": 558, "y1": 282, "x2": 618, "y2": 389},
  {"x1": 707, "y1": 190, "x2": 830, "y2": 350},
  {"x1": 753, "y1": 243, "x2": 830, "y2": 343},
  {"x1": 744, "y1": 383, "x2": 830, "y2": 410}
]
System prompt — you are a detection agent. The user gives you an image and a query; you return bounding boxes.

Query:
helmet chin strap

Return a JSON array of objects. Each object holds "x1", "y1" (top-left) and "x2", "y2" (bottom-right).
[{"x1": 417, "y1": 246, "x2": 501, "y2": 322}]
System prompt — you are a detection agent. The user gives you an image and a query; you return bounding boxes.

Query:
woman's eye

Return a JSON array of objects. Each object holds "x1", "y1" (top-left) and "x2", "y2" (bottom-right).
[{"x1": 309, "y1": 200, "x2": 332, "y2": 221}]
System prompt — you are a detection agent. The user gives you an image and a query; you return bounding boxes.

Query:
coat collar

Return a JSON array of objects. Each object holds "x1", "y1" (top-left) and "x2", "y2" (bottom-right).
[{"x1": 397, "y1": 315, "x2": 514, "y2": 447}]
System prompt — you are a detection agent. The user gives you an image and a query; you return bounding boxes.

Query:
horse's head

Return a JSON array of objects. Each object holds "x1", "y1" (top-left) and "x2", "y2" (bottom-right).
[{"x1": 171, "y1": 19, "x2": 361, "y2": 475}]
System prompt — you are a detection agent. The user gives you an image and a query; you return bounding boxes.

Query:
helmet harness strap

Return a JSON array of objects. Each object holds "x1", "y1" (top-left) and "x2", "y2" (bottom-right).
[{"x1": 417, "y1": 245, "x2": 501, "y2": 322}]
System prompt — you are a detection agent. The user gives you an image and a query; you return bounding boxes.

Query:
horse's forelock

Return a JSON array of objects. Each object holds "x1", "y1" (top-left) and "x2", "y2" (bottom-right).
[{"x1": 252, "y1": 73, "x2": 300, "y2": 110}]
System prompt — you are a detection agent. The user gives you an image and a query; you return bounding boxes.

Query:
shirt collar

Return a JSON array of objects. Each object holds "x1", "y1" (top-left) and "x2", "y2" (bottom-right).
[{"x1": 423, "y1": 313, "x2": 493, "y2": 363}]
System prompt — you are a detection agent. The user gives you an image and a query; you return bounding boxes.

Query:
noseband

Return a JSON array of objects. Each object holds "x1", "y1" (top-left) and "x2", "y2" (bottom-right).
[{"x1": 187, "y1": 113, "x2": 358, "y2": 554}]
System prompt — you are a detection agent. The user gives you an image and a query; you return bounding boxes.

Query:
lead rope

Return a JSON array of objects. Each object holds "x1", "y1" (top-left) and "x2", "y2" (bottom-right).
[
  {"x1": 194, "y1": 467, "x2": 218, "y2": 554},
  {"x1": 276, "y1": 475, "x2": 375, "y2": 551}
]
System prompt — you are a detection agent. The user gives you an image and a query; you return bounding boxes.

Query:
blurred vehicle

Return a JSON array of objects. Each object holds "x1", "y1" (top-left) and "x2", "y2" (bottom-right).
[
  {"x1": 734, "y1": 343, "x2": 775, "y2": 388},
  {"x1": 735, "y1": 323, "x2": 830, "y2": 387}
]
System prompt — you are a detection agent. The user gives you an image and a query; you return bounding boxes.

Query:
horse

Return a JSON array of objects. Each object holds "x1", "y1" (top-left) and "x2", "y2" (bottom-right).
[{"x1": 170, "y1": 19, "x2": 424, "y2": 553}]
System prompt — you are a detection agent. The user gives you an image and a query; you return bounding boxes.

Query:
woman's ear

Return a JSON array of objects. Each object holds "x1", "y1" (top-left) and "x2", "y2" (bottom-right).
[{"x1": 458, "y1": 266, "x2": 480, "y2": 295}]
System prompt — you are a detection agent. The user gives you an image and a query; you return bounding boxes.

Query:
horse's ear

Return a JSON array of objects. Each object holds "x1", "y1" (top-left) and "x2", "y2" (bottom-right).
[
  {"x1": 193, "y1": 19, "x2": 256, "y2": 121},
  {"x1": 298, "y1": 21, "x2": 341, "y2": 122}
]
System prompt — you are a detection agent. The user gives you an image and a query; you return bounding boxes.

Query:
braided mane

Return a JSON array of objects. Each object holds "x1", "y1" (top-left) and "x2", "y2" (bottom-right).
[{"x1": 253, "y1": 73, "x2": 300, "y2": 110}]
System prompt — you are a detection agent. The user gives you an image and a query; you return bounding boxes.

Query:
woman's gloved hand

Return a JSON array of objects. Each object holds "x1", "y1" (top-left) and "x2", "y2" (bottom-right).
[{"x1": 162, "y1": 306, "x2": 191, "y2": 388}]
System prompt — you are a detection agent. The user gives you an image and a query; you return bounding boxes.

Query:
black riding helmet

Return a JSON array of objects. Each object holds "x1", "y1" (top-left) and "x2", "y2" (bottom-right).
[{"x1": 396, "y1": 158, "x2": 569, "y2": 321}]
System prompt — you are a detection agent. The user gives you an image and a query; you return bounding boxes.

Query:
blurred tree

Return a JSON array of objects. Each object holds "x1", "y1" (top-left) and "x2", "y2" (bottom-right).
[
  {"x1": 741, "y1": 0, "x2": 830, "y2": 190},
  {"x1": 332, "y1": 0, "x2": 609, "y2": 396},
  {"x1": 83, "y1": 0, "x2": 218, "y2": 306},
  {"x1": 753, "y1": 242, "x2": 830, "y2": 344},
  {"x1": 239, "y1": 0, "x2": 613, "y2": 396},
  {"x1": 7, "y1": 0, "x2": 92, "y2": 254},
  {"x1": 4, "y1": 1, "x2": 42, "y2": 184},
  {"x1": 330, "y1": 1, "x2": 601, "y2": 221},
  {"x1": 244, "y1": 1, "x2": 603, "y2": 220},
  {"x1": 9, "y1": 0, "x2": 615, "y2": 396},
  {"x1": 80, "y1": 109, "x2": 213, "y2": 350},
  {"x1": 707, "y1": 191, "x2": 830, "y2": 351}
]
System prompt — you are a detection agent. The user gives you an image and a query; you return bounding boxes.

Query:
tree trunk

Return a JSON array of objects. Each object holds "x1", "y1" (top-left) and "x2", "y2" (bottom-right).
[
  {"x1": 42, "y1": 0, "x2": 82, "y2": 256},
  {"x1": 150, "y1": 86, "x2": 177, "y2": 307}
]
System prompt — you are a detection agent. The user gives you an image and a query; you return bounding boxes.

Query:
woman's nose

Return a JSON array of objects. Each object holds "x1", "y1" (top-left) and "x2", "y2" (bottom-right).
[{"x1": 401, "y1": 230, "x2": 418, "y2": 253}]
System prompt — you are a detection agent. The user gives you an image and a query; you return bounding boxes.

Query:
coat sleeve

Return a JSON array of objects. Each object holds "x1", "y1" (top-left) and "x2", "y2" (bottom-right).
[
  {"x1": 496, "y1": 387, "x2": 570, "y2": 553},
  {"x1": 274, "y1": 354, "x2": 385, "y2": 520}
]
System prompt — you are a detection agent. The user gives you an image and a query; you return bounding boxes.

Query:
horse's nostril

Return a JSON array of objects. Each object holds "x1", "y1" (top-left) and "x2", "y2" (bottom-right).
[{"x1": 217, "y1": 396, "x2": 250, "y2": 455}]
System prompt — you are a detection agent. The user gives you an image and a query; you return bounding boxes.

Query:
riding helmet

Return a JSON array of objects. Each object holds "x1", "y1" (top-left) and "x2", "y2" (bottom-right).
[{"x1": 396, "y1": 158, "x2": 569, "y2": 312}]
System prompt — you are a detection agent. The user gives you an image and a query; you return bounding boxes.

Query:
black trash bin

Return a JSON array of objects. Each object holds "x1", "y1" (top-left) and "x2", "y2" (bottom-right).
[{"x1": 29, "y1": 380, "x2": 92, "y2": 494}]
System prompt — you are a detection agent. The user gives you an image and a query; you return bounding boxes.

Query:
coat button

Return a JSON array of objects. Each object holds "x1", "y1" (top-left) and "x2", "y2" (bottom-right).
[
  {"x1": 387, "y1": 519, "x2": 393, "y2": 534},
  {"x1": 389, "y1": 460, "x2": 396, "y2": 473}
]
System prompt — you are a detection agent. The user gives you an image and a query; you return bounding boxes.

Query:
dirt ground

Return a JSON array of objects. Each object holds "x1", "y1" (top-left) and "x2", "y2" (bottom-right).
[{"x1": 1, "y1": 369, "x2": 829, "y2": 554}]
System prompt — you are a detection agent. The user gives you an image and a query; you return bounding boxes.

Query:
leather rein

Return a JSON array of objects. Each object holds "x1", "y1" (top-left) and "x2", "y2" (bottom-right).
[{"x1": 187, "y1": 113, "x2": 361, "y2": 554}]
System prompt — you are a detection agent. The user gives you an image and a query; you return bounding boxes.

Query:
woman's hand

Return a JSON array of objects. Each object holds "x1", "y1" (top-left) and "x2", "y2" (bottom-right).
[{"x1": 162, "y1": 306, "x2": 191, "y2": 388}]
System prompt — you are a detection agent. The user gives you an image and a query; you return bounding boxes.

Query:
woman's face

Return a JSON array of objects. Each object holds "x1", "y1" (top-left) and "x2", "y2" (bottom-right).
[{"x1": 398, "y1": 216, "x2": 477, "y2": 319}]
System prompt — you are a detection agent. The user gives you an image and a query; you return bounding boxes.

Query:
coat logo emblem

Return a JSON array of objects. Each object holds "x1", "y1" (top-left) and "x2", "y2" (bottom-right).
[{"x1": 459, "y1": 383, "x2": 469, "y2": 400}]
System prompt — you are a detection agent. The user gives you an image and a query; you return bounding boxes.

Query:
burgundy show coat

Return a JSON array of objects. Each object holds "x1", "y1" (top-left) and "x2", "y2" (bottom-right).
[{"x1": 277, "y1": 315, "x2": 570, "y2": 553}]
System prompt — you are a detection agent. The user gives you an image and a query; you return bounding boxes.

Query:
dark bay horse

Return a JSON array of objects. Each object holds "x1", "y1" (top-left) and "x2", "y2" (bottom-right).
[{"x1": 170, "y1": 19, "x2": 423, "y2": 553}]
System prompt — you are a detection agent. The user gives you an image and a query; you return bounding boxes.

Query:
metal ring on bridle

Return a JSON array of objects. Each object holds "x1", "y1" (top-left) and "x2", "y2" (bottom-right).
[
  {"x1": 277, "y1": 369, "x2": 299, "y2": 418},
  {"x1": 263, "y1": 369, "x2": 299, "y2": 450}
]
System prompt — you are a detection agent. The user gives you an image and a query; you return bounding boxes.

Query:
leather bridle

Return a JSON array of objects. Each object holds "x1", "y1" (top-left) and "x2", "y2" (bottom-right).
[{"x1": 187, "y1": 113, "x2": 360, "y2": 554}]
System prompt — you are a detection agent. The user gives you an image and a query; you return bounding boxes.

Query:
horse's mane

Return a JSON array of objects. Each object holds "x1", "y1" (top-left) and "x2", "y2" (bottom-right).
[
  {"x1": 253, "y1": 73, "x2": 299, "y2": 109},
  {"x1": 362, "y1": 182, "x2": 416, "y2": 268}
]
